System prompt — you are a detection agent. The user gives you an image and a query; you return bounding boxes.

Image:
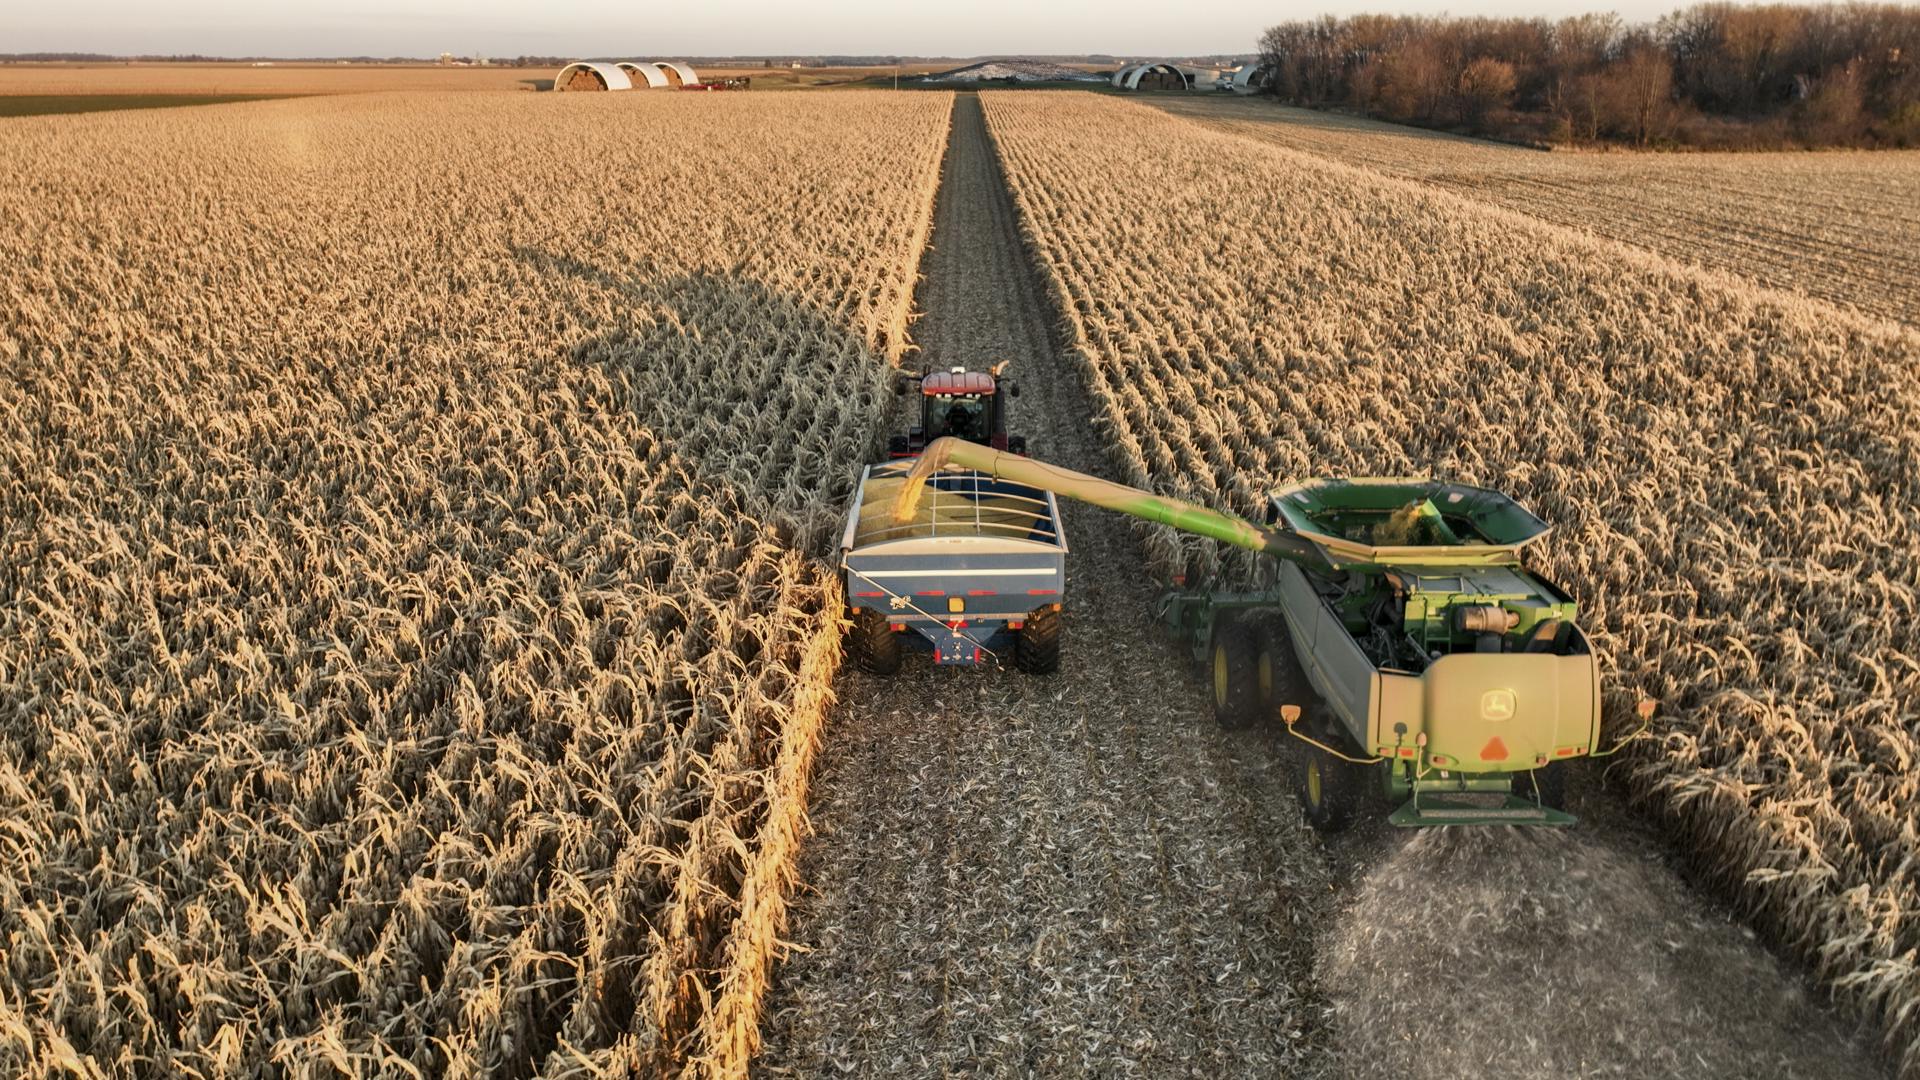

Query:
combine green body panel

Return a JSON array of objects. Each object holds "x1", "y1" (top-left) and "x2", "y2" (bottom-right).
[{"x1": 895, "y1": 440, "x2": 1605, "y2": 827}]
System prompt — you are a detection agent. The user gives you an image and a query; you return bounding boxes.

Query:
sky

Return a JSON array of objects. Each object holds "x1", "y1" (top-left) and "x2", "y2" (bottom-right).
[{"x1": 10, "y1": 0, "x2": 1738, "y2": 58}]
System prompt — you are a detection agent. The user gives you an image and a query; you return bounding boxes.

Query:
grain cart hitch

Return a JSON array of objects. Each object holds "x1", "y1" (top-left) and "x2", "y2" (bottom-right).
[{"x1": 895, "y1": 438, "x2": 1652, "y2": 829}]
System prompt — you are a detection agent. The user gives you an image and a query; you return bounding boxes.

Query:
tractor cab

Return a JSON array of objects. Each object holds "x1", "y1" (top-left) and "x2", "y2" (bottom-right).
[{"x1": 889, "y1": 365, "x2": 1026, "y2": 458}]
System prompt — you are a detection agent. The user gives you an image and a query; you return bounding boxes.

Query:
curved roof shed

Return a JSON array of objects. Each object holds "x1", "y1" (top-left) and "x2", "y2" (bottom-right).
[
  {"x1": 1122, "y1": 62, "x2": 1190, "y2": 91},
  {"x1": 616, "y1": 62, "x2": 671, "y2": 88},
  {"x1": 555, "y1": 62, "x2": 632, "y2": 91},
  {"x1": 1231, "y1": 64, "x2": 1272, "y2": 93},
  {"x1": 654, "y1": 62, "x2": 699, "y2": 86}
]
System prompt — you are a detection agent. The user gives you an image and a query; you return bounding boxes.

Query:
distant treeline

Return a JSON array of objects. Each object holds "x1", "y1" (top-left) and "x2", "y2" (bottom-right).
[{"x1": 1258, "y1": 3, "x2": 1920, "y2": 148}]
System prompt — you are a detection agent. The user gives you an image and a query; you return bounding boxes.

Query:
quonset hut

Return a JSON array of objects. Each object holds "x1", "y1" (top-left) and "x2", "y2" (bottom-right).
[{"x1": 554, "y1": 62, "x2": 632, "y2": 91}]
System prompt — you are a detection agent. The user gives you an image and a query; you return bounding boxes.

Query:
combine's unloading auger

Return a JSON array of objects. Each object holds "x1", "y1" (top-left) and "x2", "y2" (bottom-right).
[{"x1": 894, "y1": 438, "x2": 1652, "y2": 829}]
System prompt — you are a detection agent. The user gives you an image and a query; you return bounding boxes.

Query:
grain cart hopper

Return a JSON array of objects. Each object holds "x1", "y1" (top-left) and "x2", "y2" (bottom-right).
[
  {"x1": 840, "y1": 455, "x2": 1065, "y2": 674},
  {"x1": 891, "y1": 438, "x2": 1652, "y2": 829}
]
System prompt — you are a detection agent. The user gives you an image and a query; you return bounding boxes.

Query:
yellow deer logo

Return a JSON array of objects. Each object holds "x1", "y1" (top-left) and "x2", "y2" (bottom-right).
[{"x1": 1481, "y1": 689, "x2": 1516, "y2": 722}]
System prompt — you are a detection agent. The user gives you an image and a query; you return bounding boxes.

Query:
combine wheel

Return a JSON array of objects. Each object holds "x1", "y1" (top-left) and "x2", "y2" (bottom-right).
[
  {"x1": 1293, "y1": 706, "x2": 1365, "y2": 832},
  {"x1": 1211, "y1": 618, "x2": 1262, "y2": 730},
  {"x1": 1254, "y1": 619, "x2": 1313, "y2": 720},
  {"x1": 1297, "y1": 730, "x2": 1365, "y2": 833},
  {"x1": 848, "y1": 608, "x2": 901, "y2": 676},
  {"x1": 1014, "y1": 607, "x2": 1061, "y2": 675},
  {"x1": 1514, "y1": 762, "x2": 1567, "y2": 810}
]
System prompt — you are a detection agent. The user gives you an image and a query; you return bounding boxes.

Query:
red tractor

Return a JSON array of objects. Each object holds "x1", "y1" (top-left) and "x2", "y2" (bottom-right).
[{"x1": 889, "y1": 363, "x2": 1026, "y2": 458}]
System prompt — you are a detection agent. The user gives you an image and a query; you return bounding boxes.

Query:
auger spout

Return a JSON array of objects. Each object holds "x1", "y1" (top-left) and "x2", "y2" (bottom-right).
[{"x1": 892, "y1": 437, "x2": 1331, "y2": 570}]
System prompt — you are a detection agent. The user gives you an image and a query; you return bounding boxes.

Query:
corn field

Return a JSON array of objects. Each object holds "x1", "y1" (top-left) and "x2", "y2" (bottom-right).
[
  {"x1": 1148, "y1": 95, "x2": 1920, "y2": 327},
  {"x1": 0, "y1": 90, "x2": 948, "y2": 1076},
  {"x1": 982, "y1": 90, "x2": 1920, "y2": 1073}
]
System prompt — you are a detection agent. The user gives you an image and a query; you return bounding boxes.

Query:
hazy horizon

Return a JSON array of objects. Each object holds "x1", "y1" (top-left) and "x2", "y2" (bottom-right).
[{"x1": 10, "y1": 0, "x2": 1772, "y2": 59}]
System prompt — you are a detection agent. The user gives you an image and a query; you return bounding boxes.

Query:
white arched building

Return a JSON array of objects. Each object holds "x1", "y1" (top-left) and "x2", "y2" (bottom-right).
[
  {"x1": 1230, "y1": 63, "x2": 1273, "y2": 93},
  {"x1": 554, "y1": 62, "x2": 632, "y2": 91},
  {"x1": 616, "y1": 62, "x2": 669, "y2": 88},
  {"x1": 1118, "y1": 62, "x2": 1190, "y2": 91},
  {"x1": 653, "y1": 62, "x2": 698, "y2": 86}
]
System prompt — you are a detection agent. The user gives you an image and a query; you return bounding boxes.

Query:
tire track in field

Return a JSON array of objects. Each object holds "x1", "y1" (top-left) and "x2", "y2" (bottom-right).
[{"x1": 760, "y1": 93, "x2": 1335, "y2": 1078}]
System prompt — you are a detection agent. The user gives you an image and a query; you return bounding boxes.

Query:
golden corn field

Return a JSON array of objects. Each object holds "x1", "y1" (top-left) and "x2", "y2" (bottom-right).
[
  {"x1": 1148, "y1": 95, "x2": 1920, "y2": 327},
  {"x1": 982, "y1": 90, "x2": 1920, "y2": 1073},
  {"x1": 0, "y1": 90, "x2": 948, "y2": 1076}
]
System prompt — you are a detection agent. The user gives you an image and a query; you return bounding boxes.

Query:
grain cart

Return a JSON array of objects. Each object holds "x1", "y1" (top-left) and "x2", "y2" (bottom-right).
[
  {"x1": 840, "y1": 456, "x2": 1065, "y2": 674},
  {"x1": 890, "y1": 438, "x2": 1653, "y2": 829}
]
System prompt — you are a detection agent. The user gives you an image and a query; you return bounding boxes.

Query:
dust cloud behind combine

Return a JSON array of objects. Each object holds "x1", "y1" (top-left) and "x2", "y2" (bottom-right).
[{"x1": 1328, "y1": 827, "x2": 1877, "y2": 1080}]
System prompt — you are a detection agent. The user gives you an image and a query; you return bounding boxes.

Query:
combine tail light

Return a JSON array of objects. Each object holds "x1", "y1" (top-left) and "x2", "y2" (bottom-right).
[
  {"x1": 854, "y1": 591, "x2": 883, "y2": 598},
  {"x1": 1027, "y1": 588, "x2": 1057, "y2": 596}
]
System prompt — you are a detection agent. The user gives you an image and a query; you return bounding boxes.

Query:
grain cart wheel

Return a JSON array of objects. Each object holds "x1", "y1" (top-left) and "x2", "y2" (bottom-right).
[
  {"x1": 1296, "y1": 713, "x2": 1364, "y2": 832},
  {"x1": 1014, "y1": 607, "x2": 1062, "y2": 675},
  {"x1": 1514, "y1": 763, "x2": 1567, "y2": 810},
  {"x1": 848, "y1": 609, "x2": 901, "y2": 676},
  {"x1": 1211, "y1": 619, "x2": 1262, "y2": 730}
]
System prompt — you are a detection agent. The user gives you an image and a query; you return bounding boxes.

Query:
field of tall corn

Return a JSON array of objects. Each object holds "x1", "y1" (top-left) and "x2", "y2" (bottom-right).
[
  {"x1": 0, "y1": 89, "x2": 948, "y2": 1076},
  {"x1": 982, "y1": 90, "x2": 1920, "y2": 1072}
]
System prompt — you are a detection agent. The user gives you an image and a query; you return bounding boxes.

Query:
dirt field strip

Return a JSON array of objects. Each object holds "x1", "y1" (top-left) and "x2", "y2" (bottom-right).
[
  {"x1": 761, "y1": 94, "x2": 1336, "y2": 1077},
  {"x1": 979, "y1": 89, "x2": 1901, "y2": 1079},
  {"x1": 1146, "y1": 95, "x2": 1920, "y2": 327}
]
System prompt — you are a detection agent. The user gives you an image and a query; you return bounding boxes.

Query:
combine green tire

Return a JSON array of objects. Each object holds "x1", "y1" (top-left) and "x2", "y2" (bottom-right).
[
  {"x1": 1014, "y1": 607, "x2": 1062, "y2": 675},
  {"x1": 848, "y1": 609, "x2": 901, "y2": 676},
  {"x1": 1211, "y1": 619, "x2": 1262, "y2": 730},
  {"x1": 1514, "y1": 763, "x2": 1568, "y2": 810},
  {"x1": 1297, "y1": 722, "x2": 1364, "y2": 833}
]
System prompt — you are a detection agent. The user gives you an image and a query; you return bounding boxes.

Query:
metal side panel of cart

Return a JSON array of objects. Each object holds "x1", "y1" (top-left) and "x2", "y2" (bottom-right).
[{"x1": 842, "y1": 540, "x2": 1066, "y2": 619}]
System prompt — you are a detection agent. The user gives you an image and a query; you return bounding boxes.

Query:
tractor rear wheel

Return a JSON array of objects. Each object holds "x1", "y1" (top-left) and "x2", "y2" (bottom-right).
[
  {"x1": 1211, "y1": 619, "x2": 1262, "y2": 730},
  {"x1": 1014, "y1": 607, "x2": 1061, "y2": 674},
  {"x1": 848, "y1": 608, "x2": 901, "y2": 676},
  {"x1": 1514, "y1": 763, "x2": 1567, "y2": 810}
]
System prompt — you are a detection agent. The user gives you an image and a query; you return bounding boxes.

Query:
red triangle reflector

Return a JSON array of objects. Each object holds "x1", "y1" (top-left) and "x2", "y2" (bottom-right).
[{"x1": 1480, "y1": 737, "x2": 1508, "y2": 762}]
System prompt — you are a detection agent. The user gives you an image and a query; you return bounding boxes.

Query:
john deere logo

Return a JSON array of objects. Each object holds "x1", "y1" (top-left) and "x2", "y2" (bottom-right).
[{"x1": 1481, "y1": 689, "x2": 1516, "y2": 721}]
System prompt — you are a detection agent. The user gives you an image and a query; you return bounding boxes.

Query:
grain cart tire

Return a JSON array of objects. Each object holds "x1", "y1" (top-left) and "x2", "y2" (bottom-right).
[
  {"x1": 848, "y1": 608, "x2": 901, "y2": 676},
  {"x1": 1014, "y1": 607, "x2": 1062, "y2": 675},
  {"x1": 1514, "y1": 763, "x2": 1567, "y2": 810},
  {"x1": 1211, "y1": 619, "x2": 1262, "y2": 730}
]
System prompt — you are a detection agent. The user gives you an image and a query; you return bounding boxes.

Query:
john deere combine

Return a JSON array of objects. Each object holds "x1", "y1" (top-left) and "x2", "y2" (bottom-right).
[{"x1": 885, "y1": 438, "x2": 1650, "y2": 830}]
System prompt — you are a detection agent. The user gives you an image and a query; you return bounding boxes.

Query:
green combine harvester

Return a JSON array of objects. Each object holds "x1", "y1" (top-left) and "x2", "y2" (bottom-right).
[{"x1": 884, "y1": 438, "x2": 1651, "y2": 830}]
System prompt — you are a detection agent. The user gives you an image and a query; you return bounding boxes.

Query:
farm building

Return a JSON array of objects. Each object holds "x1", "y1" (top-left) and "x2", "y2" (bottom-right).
[
  {"x1": 654, "y1": 62, "x2": 698, "y2": 86},
  {"x1": 1111, "y1": 62, "x2": 1192, "y2": 91},
  {"x1": 554, "y1": 61, "x2": 701, "y2": 91},
  {"x1": 615, "y1": 62, "x2": 670, "y2": 88},
  {"x1": 1228, "y1": 63, "x2": 1273, "y2": 93},
  {"x1": 555, "y1": 62, "x2": 632, "y2": 91}
]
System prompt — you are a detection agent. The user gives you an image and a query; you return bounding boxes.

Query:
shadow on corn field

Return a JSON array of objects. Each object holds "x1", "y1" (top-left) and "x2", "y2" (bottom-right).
[
  {"x1": 514, "y1": 249, "x2": 897, "y2": 552},
  {"x1": 1317, "y1": 771, "x2": 1889, "y2": 1080}
]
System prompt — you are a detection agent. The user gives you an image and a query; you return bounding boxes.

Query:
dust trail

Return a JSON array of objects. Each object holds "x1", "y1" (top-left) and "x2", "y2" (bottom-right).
[{"x1": 1326, "y1": 827, "x2": 1880, "y2": 1080}]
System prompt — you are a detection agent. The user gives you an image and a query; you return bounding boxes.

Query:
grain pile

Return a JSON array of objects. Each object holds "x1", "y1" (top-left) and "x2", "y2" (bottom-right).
[
  {"x1": 982, "y1": 90, "x2": 1920, "y2": 1072},
  {"x1": 0, "y1": 90, "x2": 948, "y2": 1076},
  {"x1": 1148, "y1": 96, "x2": 1920, "y2": 327}
]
